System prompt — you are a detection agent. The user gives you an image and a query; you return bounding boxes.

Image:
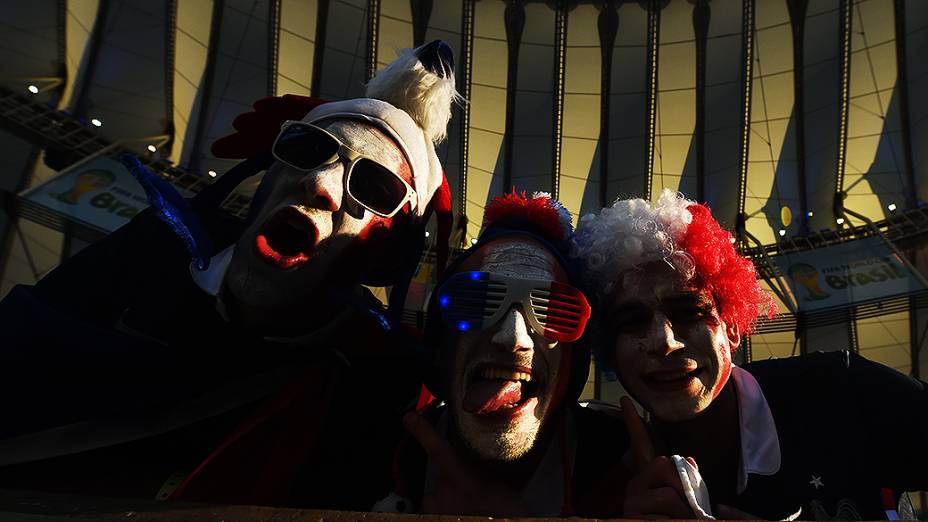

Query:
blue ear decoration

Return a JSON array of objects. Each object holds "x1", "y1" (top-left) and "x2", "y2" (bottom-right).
[{"x1": 121, "y1": 154, "x2": 213, "y2": 271}]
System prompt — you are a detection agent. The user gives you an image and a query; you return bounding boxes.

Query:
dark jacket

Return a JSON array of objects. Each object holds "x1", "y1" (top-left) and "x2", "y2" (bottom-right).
[
  {"x1": 378, "y1": 401, "x2": 630, "y2": 517},
  {"x1": 0, "y1": 205, "x2": 420, "y2": 510},
  {"x1": 733, "y1": 351, "x2": 928, "y2": 520}
]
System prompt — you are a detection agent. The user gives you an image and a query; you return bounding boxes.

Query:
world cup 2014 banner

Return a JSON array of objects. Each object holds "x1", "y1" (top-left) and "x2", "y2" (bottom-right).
[
  {"x1": 21, "y1": 156, "x2": 152, "y2": 233},
  {"x1": 772, "y1": 236, "x2": 924, "y2": 311}
]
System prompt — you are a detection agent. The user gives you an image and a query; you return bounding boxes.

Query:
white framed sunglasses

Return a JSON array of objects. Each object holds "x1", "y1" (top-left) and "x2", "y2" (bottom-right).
[{"x1": 272, "y1": 120, "x2": 417, "y2": 218}]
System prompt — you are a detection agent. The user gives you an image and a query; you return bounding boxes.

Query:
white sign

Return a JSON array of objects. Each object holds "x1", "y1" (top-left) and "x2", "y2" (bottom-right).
[
  {"x1": 22, "y1": 156, "x2": 150, "y2": 232},
  {"x1": 772, "y1": 236, "x2": 923, "y2": 311}
]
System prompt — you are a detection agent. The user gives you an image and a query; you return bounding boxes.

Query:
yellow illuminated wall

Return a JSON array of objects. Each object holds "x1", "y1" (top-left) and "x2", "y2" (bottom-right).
[
  {"x1": 509, "y1": 3, "x2": 554, "y2": 197},
  {"x1": 606, "y1": 2, "x2": 648, "y2": 201},
  {"x1": 651, "y1": 0, "x2": 696, "y2": 200},
  {"x1": 277, "y1": 0, "x2": 317, "y2": 95},
  {"x1": 856, "y1": 310, "x2": 910, "y2": 374},
  {"x1": 559, "y1": 4, "x2": 600, "y2": 224},
  {"x1": 464, "y1": 0, "x2": 507, "y2": 242},
  {"x1": 376, "y1": 0, "x2": 412, "y2": 71},
  {"x1": 173, "y1": 0, "x2": 214, "y2": 164},
  {"x1": 62, "y1": 0, "x2": 102, "y2": 109},
  {"x1": 744, "y1": 0, "x2": 796, "y2": 245},
  {"x1": 844, "y1": 0, "x2": 905, "y2": 220}
]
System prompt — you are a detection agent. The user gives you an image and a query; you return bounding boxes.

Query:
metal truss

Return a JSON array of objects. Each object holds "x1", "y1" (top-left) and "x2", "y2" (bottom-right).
[{"x1": 0, "y1": 86, "x2": 252, "y2": 239}]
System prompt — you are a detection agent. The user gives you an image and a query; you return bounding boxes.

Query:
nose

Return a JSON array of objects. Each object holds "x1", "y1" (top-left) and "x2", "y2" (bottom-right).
[
  {"x1": 300, "y1": 162, "x2": 344, "y2": 212},
  {"x1": 647, "y1": 313, "x2": 685, "y2": 357},
  {"x1": 490, "y1": 307, "x2": 535, "y2": 353}
]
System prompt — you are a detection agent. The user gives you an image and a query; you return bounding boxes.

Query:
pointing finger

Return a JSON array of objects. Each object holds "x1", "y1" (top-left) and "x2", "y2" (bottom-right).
[{"x1": 621, "y1": 396, "x2": 655, "y2": 470}]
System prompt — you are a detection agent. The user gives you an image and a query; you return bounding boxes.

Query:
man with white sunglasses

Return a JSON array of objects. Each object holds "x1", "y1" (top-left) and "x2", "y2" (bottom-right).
[
  {"x1": 374, "y1": 192, "x2": 629, "y2": 517},
  {"x1": 0, "y1": 41, "x2": 457, "y2": 509}
]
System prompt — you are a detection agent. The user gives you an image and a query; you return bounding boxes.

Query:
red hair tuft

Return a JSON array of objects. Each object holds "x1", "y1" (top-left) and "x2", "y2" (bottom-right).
[
  {"x1": 482, "y1": 190, "x2": 570, "y2": 242},
  {"x1": 679, "y1": 204, "x2": 776, "y2": 337}
]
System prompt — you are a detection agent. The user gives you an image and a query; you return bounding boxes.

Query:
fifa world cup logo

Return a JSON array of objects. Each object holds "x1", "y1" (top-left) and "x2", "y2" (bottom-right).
[
  {"x1": 787, "y1": 263, "x2": 830, "y2": 301},
  {"x1": 53, "y1": 169, "x2": 116, "y2": 205}
]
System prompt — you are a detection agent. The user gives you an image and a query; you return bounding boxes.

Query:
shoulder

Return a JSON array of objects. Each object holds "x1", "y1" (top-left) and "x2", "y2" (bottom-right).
[
  {"x1": 743, "y1": 351, "x2": 853, "y2": 388},
  {"x1": 573, "y1": 401, "x2": 627, "y2": 439}
]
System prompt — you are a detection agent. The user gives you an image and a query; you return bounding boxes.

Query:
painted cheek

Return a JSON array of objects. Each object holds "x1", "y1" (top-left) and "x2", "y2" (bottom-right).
[
  {"x1": 710, "y1": 341, "x2": 733, "y2": 401},
  {"x1": 543, "y1": 347, "x2": 570, "y2": 418}
]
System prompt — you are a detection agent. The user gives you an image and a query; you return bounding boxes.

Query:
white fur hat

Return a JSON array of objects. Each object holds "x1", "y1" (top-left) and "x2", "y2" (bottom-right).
[{"x1": 301, "y1": 41, "x2": 460, "y2": 221}]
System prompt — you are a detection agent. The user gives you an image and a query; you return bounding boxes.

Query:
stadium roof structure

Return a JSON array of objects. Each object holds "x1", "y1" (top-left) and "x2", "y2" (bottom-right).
[{"x1": 1, "y1": 0, "x2": 927, "y2": 378}]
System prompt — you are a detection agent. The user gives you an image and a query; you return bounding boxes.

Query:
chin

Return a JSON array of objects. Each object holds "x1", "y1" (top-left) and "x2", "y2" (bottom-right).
[
  {"x1": 648, "y1": 399, "x2": 705, "y2": 422},
  {"x1": 456, "y1": 411, "x2": 540, "y2": 462},
  {"x1": 637, "y1": 386, "x2": 712, "y2": 422}
]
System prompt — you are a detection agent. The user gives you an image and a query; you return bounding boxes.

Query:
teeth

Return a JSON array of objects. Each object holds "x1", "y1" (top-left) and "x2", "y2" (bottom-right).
[
  {"x1": 478, "y1": 367, "x2": 532, "y2": 382},
  {"x1": 651, "y1": 370, "x2": 695, "y2": 382}
]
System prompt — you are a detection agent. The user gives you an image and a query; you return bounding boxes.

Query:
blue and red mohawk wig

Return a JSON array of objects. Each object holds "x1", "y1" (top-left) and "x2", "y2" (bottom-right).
[{"x1": 467, "y1": 190, "x2": 576, "y2": 273}]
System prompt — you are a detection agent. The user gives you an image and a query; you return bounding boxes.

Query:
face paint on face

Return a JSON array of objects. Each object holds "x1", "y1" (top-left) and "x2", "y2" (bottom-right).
[
  {"x1": 609, "y1": 262, "x2": 737, "y2": 422},
  {"x1": 225, "y1": 119, "x2": 413, "y2": 309},
  {"x1": 444, "y1": 238, "x2": 569, "y2": 462}
]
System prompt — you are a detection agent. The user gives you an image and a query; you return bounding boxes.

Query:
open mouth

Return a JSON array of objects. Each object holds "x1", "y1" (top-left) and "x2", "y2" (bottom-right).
[
  {"x1": 254, "y1": 206, "x2": 318, "y2": 269},
  {"x1": 642, "y1": 367, "x2": 703, "y2": 393},
  {"x1": 462, "y1": 364, "x2": 539, "y2": 416}
]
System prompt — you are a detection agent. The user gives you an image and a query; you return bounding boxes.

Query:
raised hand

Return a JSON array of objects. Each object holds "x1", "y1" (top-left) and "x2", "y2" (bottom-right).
[
  {"x1": 621, "y1": 396, "x2": 696, "y2": 519},
  {"x1": 402, "y1": 412, "x2": 529, "y2": 517},
  {"x1": 211, "y1": 94, "x2": 327, "y2": 159}
]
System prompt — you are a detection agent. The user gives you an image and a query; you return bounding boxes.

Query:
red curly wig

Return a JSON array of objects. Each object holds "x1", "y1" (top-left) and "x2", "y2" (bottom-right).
[{"x1": 679, "y1": 204, "x2": 776, "y2": 336}]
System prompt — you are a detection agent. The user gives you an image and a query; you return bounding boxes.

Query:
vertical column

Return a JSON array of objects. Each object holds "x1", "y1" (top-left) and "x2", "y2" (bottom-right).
[
  {"x1": 895, "y1": 0, "x2": 917, "y2": 208},
  {"x1": 367, "y1": 0, "x2": 381, "y2": 81},
  {"x1": 164, "y1": 0, "x2": 178, "y2": 152},
  {"x1": 310, "y1": 0, "x2": 330, "y2": 97},
  {"x1": 187, "y1": 0, "x2": 224, "y2": 174},
  {"x1": 502, "y1": 0, "x2": 525, "y2": 193},
  {"x1": 458, "y1": 0, "x2": 475, "y2": 243},
  {"x1": 410, "y1": 0, "x2": 433, "y2": 47},
  {"x1": 597, "y1": 2, "x2": 618, "y2": 208},
  {"x1": 786, "y1": 0, "x2": 810, "y2": 234},
  {"x1": 268, "y1": 0, "x2": 282, "y2": 96},
  {"x1": 692, "y1": 0, "x2": 709, "y2": 202},
  {"x1": 833, "y1": 0, "x2": 853, "y2": 206},
  {"x1": 643, "y1": 0, "x2": 660, "y2": 201},
  {"x1": 736, "y1": 0, "x2": 755, "y2": 234},
  {"x1": 551, "y1": 1, "x2": 569, "y2": 199}
]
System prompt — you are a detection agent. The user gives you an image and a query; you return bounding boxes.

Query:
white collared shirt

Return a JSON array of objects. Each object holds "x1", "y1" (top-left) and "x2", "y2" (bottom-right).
[
  {"x1": 730, "y1": 366, "x2": 782, "y2": 493},
  {"x1": 189, "y1": 246, "x2": 235, "y2": 297}
]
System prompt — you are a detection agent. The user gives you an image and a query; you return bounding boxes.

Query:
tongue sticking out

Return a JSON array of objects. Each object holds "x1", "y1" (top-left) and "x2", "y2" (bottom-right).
[{"x1": 463, "y1": 380, "x2": 523, "y2": 414}]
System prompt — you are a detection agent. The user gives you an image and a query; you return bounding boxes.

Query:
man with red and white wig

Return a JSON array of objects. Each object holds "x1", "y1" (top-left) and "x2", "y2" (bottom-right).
[
  {"x1": 375, "y1": 192, "x2": 628, "y2": 517},
  {"x1": 573, "y1": 189, "x2": 928, "y2": 520}
]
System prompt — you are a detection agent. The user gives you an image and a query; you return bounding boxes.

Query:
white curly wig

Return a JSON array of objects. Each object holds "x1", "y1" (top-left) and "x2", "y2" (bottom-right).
[{"x1": 572, "y1": 189, "x2": 698, "y2": 297}]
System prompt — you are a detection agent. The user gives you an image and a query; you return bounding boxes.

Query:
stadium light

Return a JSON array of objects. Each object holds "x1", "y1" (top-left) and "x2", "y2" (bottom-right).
[
  {"x1": 836, "y1": 217, "x2": 845, "y2": 225},
  {"x1": 208, "y1": 170, "x2": 218, "y2": 178},
  {"x1": 27, "y1": 85, "x2": 39, "y2": 94},
  {"x1": 888, "y1": 203, "x2": 897, "y2": 212},
  {"x1": 91, "y1": 118, "x2": 102, "y2": 127},
  {"x1": 778, "y1": 229, "x2": 786, "y2": 237}
]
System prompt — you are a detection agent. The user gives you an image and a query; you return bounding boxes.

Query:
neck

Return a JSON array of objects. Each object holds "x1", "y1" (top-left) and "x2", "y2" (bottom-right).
[
  {"x1": 222, "y1": 283, "x2": 354, "y2": 337},
  {"x1": 653, "y1": 380, "x2": 741, "y2": 496}
]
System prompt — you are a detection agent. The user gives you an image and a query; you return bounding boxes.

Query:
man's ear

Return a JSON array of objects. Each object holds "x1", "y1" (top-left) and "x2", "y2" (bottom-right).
[{"x1": 726, "y1": 321, "x2": 741, "y2": 350}]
